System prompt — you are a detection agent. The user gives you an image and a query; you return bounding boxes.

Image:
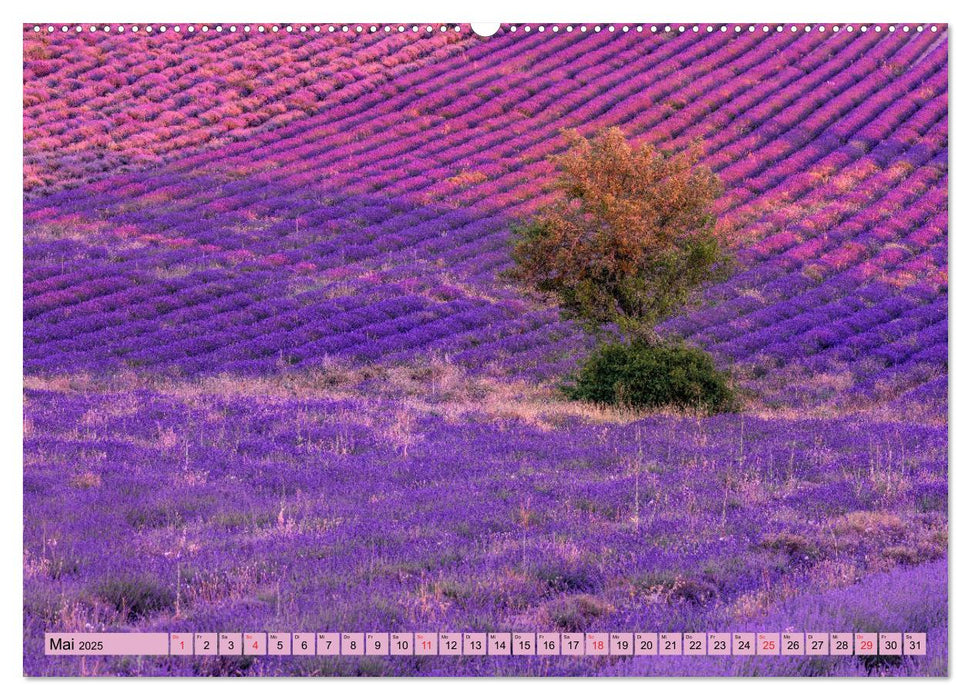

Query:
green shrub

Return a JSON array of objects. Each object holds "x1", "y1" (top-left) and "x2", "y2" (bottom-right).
[{"x1": 565, "y1": 340, "x2": 735, "y2": 413}]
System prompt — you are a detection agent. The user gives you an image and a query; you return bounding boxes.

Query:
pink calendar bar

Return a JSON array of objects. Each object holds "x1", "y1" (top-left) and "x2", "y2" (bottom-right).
[
  {"x1": 585, "y1": 632, "x2": 608, "y2": 656},
  {"x1": 194, "y1": 633, "x2": 217, "y2": 656},
  {"x1": 904, "y1": 633, "x2": 926, "y2": 655},
  {"x1": 537, "y1": 632, "x2": 560, "y2": 656},
  {"x1": 806, "y1": 633, "x2": 828, "y2": 655},
  {"x1": 708, "y1": 633, "x2": 730, "y2": 656},
  {"x1": 366, "y1": 632, "x2": 389, "y2": 656},
  {"x1": 244, "y1": 632, "x2": 267, "y2": 656},
  {"x1": 610, "y1": 632, "x2": 633, "y2": 656},
  {"x1": 733, "y1": 632, "x2": 755, "y2": 656},
  {"x1": 879, "y1": 633, "x2": 902, "y2": 656},
  {"x1": 463, "y1": 633, "x2": 486, "y2": 655},
  {"x1": 782, "y1": 632, "x2": 804, "y2": 656},
  {"x1": 634, "y1": 633, "x2": 658, "y2": 655},
  {"x1": 390, "y1": 632, "x2": 414, "y2": 655},
  {"x1": 44, "y1": 633, "x2": 169, "y2": 656},
  {"x1": 415, "y1": 632, "x2": 437, "y2": 655},
  {"x1": 170, "y1": 632, "x2": 192, "y2": 656},
  {"x1": 219, "y1": 633, "x2": 242, "y2": 656},
  {"x1": 757, "y1": 632, "x2": 780, "y2": 656},
  {"x1": 830, "y1": 632, "x2": 853, "y2": 656},
  {"x1": 341, "y1": 633, "x2": 364, "y2": 656},
  {"x1": 512, "y1": 632, "x2": 535, "y2": 655},
  {"x1": 316, "y1": 633, "x2": 339, "y2": 655},
  {"x1": 293, "y1": 633, "x2": 315, "y2": 655},
  {"x1": 855, "y1": 632, "x2": 877, "y2": 656},
  {"x1": 561, "y1": 633, "x2": 584, "y2": 656},
  {"x1": 39, "y1": 630, "x2": 926, "y2": 656},
  {"x1": 268, "y1": 632, "x2": 290, "y2": 656},
  {"x1": 684, "y1": 632, "x2": 706, "y2": 656},
  {"x1": 488, "y1": 632, "x2": 512, "y2": 655},
  {"x1": 439, "y1": 633, "x2": 462, "y2": 655},
  {"x1": 659, "y1": 632, "x2": 682, "y2": 655}
]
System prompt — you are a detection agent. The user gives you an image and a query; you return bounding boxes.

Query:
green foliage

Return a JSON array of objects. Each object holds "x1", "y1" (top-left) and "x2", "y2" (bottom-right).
[
  {"x1": 564, "y1": 340, "x2": 736, "y2": 413},
  {"x1": 509, "y1": 127, "x2": 732, "y2": 340},
  {"x1": 509, "y1": 127, "x2": 737, "y2": 412}
]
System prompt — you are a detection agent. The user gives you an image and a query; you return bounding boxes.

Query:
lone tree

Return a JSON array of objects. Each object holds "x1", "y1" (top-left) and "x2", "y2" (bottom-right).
[
  {"x1": 510, "y1": 127, "x2": 731, "y2": 343},
  {"x1": 510, "y1": 127, "x2": 736, "y2": 412}
]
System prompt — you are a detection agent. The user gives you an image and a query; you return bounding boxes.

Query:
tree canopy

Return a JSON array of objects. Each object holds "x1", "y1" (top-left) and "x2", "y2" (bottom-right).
[{"x1": 510, "y1": 127, "x2": 732, "y2": 341}]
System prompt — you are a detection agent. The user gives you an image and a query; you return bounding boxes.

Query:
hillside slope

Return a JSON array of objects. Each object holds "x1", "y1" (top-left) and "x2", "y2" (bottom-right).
[{"x1": 24, "y1": 24, "x2": 947, "y2": 416}]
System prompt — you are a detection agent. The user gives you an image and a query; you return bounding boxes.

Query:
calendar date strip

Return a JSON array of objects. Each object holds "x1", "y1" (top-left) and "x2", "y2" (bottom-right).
[{"x1": 45, "y1": 631, "x2": 927, "y2": 657}]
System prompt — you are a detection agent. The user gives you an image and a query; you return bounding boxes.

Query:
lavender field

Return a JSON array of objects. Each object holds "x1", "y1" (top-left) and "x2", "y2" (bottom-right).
[{"x1": 23, "y1": 23, "x2": 948, "y2": 676}]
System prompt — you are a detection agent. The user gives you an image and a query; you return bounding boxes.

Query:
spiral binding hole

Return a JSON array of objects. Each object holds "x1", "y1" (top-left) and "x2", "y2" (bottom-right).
[{"x1": 22, "y1": 23, "x2": 945, "y2": 38}]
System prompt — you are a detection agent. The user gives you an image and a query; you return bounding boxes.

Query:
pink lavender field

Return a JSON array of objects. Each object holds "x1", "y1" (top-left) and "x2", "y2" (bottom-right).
[{"x1": 23, "y1": 23, "x2": 947, "y2": 676}]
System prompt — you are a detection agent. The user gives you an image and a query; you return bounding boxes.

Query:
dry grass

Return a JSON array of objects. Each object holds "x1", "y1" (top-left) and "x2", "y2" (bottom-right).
[
  {"x1": 150, "y1": 260, "x2": 229, "y2": 280},
  {"x1": 832, "y1": 511, "x2": 906, "y2": 536},
  {"x1": 23, "y1": 359, "x2": 668, "y2": 430},
  {"x1": 26, "y1": 348, "x2": 946, "y2": 429},
  {"x1": 68, "y1": 471, "x2": 103, "y2": 489}
]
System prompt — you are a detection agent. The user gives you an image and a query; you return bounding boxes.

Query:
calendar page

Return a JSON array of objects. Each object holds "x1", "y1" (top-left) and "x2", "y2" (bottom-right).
[{"x1": 22, "y1": 17, "x2": 948, "y2": 678}]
